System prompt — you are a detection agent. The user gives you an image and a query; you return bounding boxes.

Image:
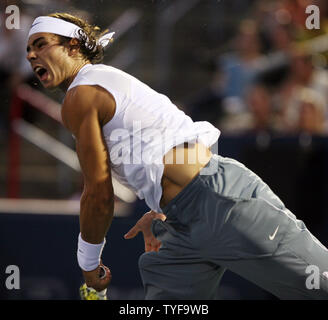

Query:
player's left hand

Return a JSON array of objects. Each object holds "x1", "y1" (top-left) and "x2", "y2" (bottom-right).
[
  {"x1": 124, "y1": 210, "x2": 166, "y2": 252},
  {"x1": 82, "y1": 263, "x2": 111, "y2": 292}
]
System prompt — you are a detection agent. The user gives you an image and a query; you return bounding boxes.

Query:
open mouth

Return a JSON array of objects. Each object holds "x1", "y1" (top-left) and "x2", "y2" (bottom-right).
[{"x1": 34, "y1": 66, "x2": 49, "y2": 81}]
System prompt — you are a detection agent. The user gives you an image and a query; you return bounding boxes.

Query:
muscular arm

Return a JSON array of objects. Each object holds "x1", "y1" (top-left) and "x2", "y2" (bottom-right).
[
  {"x1": 62, "y1": 85, "x2": 116, "y2": 244},
  {"x1": 77, "y1": 109, "x2": 113, "y2": 244}
]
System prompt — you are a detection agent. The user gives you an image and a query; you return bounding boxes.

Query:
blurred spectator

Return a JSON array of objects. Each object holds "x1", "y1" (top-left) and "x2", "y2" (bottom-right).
[
  {"x1": 183, "y1": 18, "x2": 267, "y2": 129},
  {"x1": 246, "y1": 84, "x2": 277, "y2": 133},
  {"x1": 283, "y1": 0, "x2": 313, "y2": 29},
  {"x1": 250, "y1": 1, "x2": 295, "y2": 88},
  {"x1": 273, "y1": 47, "x2": 328, "y2": 133},
  {"x1": 218, "y1": 19, "x2": 265, "y2": 105},
  {"x1": 269, "y1": 23, "x2": 293, "y2": 53},
  {"x1": 253, "y1": 0, "x2": 293, "y2": 53},
  {"x1": 219, "y1": 84, "x2": 278, "y2": 135},
  {"x1": 296, "y1": 87, "x2": 326, "y2": 134}
]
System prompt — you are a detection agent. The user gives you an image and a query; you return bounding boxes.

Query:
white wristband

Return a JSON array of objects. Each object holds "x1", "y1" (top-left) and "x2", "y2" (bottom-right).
[{"x1": 77, "y1": 233, "x2": 106, "y2": 271}]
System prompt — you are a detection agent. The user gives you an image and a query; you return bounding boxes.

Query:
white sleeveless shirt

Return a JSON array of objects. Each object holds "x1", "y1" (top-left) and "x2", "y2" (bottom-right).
[{"x1": 67, "y1": 64, "x2": 220, "y2": 212}]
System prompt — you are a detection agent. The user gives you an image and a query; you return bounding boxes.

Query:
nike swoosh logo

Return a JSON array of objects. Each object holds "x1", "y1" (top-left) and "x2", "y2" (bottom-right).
[
  {"x1": 269, "y1": 226, "x2": 280, "y2": 240},
  {"x1": 31, "y1": 21, "x2": 42, "y2": 28}
]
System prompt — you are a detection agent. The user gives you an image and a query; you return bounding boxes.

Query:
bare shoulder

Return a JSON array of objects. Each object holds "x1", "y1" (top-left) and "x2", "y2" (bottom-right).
[{"x1": 61, "y1": 85, "x2": 116, "y2": 134}]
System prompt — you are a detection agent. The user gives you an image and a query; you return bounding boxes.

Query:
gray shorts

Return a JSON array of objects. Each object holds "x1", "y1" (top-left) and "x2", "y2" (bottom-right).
[{"x1": 138, "y1": 154, "x2": 328, "y2": 299}]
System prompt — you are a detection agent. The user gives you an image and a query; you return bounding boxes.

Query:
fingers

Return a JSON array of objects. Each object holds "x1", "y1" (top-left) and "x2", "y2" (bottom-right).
[
  {"x1": 155, "y1": 213, "x2": 166, "y2": 221},
  {"x1": 124, "y1": 225, "x2": 140, "y2": 239},
  {"x1": 83, "y1": 264, "x2": 112, "y2": 292},
  {"x1": 145, "y1": 238, "x2": 162, "y2": 252},
  {"x1": 124, "y1": 211, "x2": 164, "y2": 252}
]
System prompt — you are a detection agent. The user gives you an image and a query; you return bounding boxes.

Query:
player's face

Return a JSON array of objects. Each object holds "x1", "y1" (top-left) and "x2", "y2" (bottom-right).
[{"x1": 26, "y1": 32, "x2": 72, "y2": 89}]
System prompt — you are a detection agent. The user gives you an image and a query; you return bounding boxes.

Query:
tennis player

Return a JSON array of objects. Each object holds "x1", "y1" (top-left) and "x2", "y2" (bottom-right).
[{"x1": 26, "y1": 13, "x2": 328, "y2": 299}]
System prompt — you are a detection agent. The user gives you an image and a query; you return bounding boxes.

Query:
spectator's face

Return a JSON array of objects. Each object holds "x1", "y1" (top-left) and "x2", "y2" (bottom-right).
[
  {"x1": 291, "y1": 54, "x2": 313, "y2": 84},
  {"x1": 248, "y1": 86, "x2": 271, "y2": 121},
  {"x1": 271, "y1": 25, "x2": 291, "y2": 51},
  {"x1": 236, "y1": 31, "x2": 260, "y2": 55},
  {"x1": 26, "y1": 32, "x2": 70, "y2": 88},
  {"x1": 298, "y1": 102, "x2": 323, "y2": 133}
]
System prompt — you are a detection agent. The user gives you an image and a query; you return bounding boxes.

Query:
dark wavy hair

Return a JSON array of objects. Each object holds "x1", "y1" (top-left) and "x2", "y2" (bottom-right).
[{"x1": 48, "y1": 12, "x2": 111, "y2": 64}]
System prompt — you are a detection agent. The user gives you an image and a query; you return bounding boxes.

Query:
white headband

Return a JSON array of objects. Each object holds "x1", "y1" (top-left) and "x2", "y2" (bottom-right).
[{"x1": 28, "y1": 16, "x2": 115, "y2": 49}]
